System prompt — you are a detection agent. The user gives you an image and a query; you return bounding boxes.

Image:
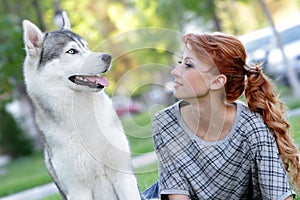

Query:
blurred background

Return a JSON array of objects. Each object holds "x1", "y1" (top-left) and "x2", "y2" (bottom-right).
[{"x1": 0, "y1": 0, "x2": 300, "y2": 199}]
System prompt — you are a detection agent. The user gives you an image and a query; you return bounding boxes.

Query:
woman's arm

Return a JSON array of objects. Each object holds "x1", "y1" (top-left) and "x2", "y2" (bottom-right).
[
  {"x1": 285, "y1": 196, "x2": 293, "y2": 200},
  {"x1": 168, "y1": 194, "x2": 189, "y2": 200}
]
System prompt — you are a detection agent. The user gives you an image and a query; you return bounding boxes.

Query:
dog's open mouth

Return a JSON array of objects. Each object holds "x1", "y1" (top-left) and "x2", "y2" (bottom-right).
[{"x1": 69, "y1": 75, "x2": 109, "y2": 89}]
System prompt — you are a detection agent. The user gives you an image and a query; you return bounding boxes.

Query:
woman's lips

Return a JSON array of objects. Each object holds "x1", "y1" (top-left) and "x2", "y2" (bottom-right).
[{"x1": 174, "y1": 80, "x2": 183, "y2": 88}]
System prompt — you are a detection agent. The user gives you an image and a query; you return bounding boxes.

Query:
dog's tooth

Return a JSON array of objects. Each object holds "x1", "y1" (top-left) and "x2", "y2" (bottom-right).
[{"x1": 75, "y1": 76, "x2": 80, "y2": 80}]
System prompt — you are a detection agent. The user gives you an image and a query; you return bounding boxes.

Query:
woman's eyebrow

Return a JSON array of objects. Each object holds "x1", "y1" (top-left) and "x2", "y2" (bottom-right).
[{"x1": 184, "y1": 56, "x2": 195, "y2": 62}]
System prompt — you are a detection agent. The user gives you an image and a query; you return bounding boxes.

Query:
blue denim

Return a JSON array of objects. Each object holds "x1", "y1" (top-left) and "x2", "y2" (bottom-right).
[{"x1": 141, "y1": 181, "x2": 159, "y2": 200}]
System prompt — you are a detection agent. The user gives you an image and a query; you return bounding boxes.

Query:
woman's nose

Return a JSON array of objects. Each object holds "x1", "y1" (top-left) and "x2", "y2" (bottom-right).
[{"x1": 171, "y1": 65, "x2": 180, "y2": 77}]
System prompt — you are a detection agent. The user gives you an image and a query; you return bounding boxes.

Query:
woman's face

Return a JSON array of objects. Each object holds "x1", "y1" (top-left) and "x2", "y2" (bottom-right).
[{"x1": 171, "y1": 49, "x2": 216, "y2": 100}]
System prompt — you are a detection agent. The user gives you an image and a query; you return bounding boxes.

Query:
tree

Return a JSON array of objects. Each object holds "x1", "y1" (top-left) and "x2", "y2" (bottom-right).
[
  {"x1": 1, "y1": 0, "x2": 299, "y2": 155},
  {"x1": 258, "y1": 0, "x2": 300, "y2": 96},
  {"x1": 0, "y1": 0, "x2": 53, "y2": 152}
]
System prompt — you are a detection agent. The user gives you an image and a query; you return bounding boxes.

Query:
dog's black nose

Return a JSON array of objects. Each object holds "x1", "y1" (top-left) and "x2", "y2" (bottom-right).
[{"x1": 102, "y1": 54, "x2": 111, "y2": 64}]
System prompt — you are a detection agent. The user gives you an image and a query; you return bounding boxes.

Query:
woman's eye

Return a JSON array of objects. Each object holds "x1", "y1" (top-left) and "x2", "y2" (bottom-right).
[
  {"x1": 66, "y1": 49, "x2": 78, "y2": 54},
  {"x1": 178, "y1": 58, "x2": 193, "y2": 68},
  {"x1": 185, "y1": 63, "x2": 193, "y2": 68}
]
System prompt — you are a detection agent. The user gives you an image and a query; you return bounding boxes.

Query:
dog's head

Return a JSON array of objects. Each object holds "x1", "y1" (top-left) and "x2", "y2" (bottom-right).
[{"x1": 22, "y1": 12, "x2": 111, "y2": 93}]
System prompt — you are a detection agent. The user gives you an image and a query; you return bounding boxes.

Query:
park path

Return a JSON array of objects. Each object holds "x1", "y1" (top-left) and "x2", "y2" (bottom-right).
[{"x1": 0, "y1": 152, "x2": 157, "y2": 200}]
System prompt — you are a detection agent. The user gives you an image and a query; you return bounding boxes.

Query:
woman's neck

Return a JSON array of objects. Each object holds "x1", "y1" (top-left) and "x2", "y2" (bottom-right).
[{"x1": 180, "y1": 98, "x2": 236, "y2": 142}]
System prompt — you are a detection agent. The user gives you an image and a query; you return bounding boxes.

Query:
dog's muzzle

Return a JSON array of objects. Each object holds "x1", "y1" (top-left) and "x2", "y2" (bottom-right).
[{"x1": 69, "y1": 74, "x2": 109, "y2": 89}]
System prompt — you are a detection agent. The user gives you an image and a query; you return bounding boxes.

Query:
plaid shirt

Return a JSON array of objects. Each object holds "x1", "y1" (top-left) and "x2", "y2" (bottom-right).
[{"x1": 153, "y1": 101, "x2": 294, "y2": 200}]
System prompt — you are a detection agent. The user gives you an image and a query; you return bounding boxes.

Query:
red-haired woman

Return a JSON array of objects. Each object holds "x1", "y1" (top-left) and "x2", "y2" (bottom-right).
[{"x1": 142, "y1": 32, "x2": 299, "y2": 200}]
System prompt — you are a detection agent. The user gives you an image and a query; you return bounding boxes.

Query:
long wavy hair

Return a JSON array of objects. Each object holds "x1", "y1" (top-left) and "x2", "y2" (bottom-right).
[{"x1": 183, "y1": 32, "x2": 300, "y2": 191}]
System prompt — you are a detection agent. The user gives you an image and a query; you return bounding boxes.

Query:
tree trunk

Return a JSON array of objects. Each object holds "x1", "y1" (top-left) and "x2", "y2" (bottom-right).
[
  {"x1": 258, "y1": 0, "x2": 300, "y2": 97},
  {"x1": 32, "y1": 0, "x2": 46, "y2": 32},
  {"x1": 208, "y1": 0, "x2": 222, "y2": 31},
  {"x1": 1, "y1": 0, "x2": 9, "y2": 14}
]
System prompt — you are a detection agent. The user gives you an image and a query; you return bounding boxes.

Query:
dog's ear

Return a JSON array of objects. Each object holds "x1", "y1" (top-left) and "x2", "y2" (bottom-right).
[
  {"x1": 22, "y1": 20, "x2": 44, "y2": 57},
  {"x1": 61, "y1": 11, "x2": 71, "y2": 31}
]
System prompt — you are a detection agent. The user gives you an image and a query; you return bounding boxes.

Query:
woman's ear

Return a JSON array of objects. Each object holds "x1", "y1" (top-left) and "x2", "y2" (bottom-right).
[{"x1": 210, "y1": 74, "x2": 227, "y2": 90}]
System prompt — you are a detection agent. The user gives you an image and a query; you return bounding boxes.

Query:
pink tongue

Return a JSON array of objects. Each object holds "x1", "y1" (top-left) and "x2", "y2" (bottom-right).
[
  {"x1": 96, "y1": 76, "x2": 109, "y2": 87},
  {"x1": 86, "y1": 76, "x2": 109, "y2": 87}
]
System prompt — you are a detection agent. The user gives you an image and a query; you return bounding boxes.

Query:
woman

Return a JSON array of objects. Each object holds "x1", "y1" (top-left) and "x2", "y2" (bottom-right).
[{"x1": 142, "y1": 32, "x2": 300, "y2": 200}]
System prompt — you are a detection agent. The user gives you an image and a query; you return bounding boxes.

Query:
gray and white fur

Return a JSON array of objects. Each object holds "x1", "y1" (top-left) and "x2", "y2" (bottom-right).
[{"x1": 22, "y1": 12, "x2": 141, "y2": 200}]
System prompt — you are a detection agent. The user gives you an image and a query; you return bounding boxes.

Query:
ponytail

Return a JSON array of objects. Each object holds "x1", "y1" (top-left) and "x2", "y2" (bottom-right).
[{"x1": 244, "y1": 63, "x2": 300, "y2": 191}]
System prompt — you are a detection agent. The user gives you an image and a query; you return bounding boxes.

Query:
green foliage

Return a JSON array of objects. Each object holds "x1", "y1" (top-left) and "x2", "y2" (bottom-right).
[
  {"x1": 0, "y1": 14, "x2": 24, "y2": 97},
  {"x1": 0, "y1": 105, "x2": 33, "y2": 158}
]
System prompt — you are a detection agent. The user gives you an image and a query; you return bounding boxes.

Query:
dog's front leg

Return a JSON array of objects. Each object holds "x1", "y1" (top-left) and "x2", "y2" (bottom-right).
[
  {"x1": 113, "y1": 172, "x2": 142, "y2": 200},
  {"x1": 68, "y1": 188, "x2": 93, "y2": 200},
  {"x1": 44, "y1": 145, "x2": 68, "y2": 200}
]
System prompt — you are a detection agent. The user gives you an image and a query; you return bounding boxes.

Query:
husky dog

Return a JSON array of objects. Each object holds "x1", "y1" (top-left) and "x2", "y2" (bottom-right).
[{"x1": 22, "y1": 12, "x2": 141, "y2": 200}]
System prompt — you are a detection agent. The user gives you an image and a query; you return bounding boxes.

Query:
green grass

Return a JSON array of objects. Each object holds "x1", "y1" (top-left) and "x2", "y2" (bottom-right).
[
  {"x1": 122, "y1": 110, "x2": 159, "y2": 155},
  {"x1": 290, "y1": 115, "x2": 300, "y2": 148},
  {"x1": 284, "y1": 97, "x2": 300, "y2": 110},
  {"x1": 0, "y1": 152, "x2": 52, "y2": 197},
  {"x1": 135, "y1": 162, "x2": 158, "y2": 191},
  {"x1": 41, "y1": 194, "x2": 62, "y2": 200}
]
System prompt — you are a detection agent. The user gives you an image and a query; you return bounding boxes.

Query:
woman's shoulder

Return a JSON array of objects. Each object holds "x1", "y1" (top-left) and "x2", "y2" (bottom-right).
[
  {"x1": 236, "y1": 101, "x2": 267, "y2": 129},
  {"x1": 152, "y1": 101, "x2": 181, "y2": 136},
  {"x1": 152, "y1": 101, "x2": 192, "y2": 152},
  {"x1": 235, "y1": 101, "x2": 275, "y2": 145},
  {"x1": 153, "y1": 101, "x2": 179, "y2": 122}
]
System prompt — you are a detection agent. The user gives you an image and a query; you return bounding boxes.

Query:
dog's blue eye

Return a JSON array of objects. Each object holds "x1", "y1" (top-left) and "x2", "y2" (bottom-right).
[{"x1": 66, "y1": 49, "x2": 78, "y2": 54}]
